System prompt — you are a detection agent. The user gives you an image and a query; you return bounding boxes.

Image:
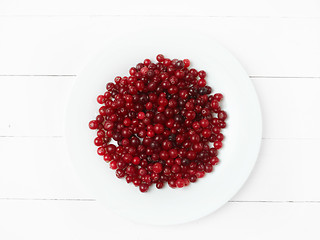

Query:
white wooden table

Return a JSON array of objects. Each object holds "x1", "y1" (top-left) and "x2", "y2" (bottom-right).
[{"x1": 0, "y1": 1, "x2": 320, "y2": 239}]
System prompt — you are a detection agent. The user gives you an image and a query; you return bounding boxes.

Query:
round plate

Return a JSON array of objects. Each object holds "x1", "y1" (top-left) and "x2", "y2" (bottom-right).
[{"x1": 65, "y1": 30, "x2": 262, "y2": 225}]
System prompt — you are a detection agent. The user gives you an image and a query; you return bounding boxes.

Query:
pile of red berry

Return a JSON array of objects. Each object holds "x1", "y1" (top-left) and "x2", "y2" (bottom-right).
[{"x1": 89, "y1": 54, "x2": 227, "y2": 192}]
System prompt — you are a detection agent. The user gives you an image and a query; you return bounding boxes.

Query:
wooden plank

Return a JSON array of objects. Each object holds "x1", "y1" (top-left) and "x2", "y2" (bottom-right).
[
  {"x1": 253, "y1": 77, "x2": 320, "y2": 139},
  {"x1": 0, "y1": 200, "x2": 318, "y2": 239},
  {"x1": 0, "y1": 137, "x2": 91, "y2": 199},
  {"x1": 0, "y1": 16, "x2": 319, "y2": 76},
  {"x1": 0, "y1": 137, "x2": 319, "y2": 201},
  {"x1": 0, "y1": 0, "x2": 319, "y2": 17},
  {"x1": 233, "y1": 139, "x2": 320, "y2": 201},
  {"x1": 1, "y1": 76, "x2": 320, "y2": 139},
  {"x1": 0, "y1": 76, "x2": 74, "y2": 137}
]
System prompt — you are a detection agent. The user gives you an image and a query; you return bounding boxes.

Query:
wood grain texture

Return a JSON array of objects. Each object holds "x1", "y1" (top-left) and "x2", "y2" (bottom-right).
[
  {"x1": 0, "y1": 76, "x2": 74, "y2": 136},
  {"x1": 0, "y1": 0, "x2": 319, "y2": 17},
  {"x1": 0, "y1": 137, "x2": 319, "y2": 201},
  {"x1": 0, "y1": 200, "x2": 319, "y2": 240},
  {"x1": 0, "y1": 16, "x2": 319, "y2": 76}
]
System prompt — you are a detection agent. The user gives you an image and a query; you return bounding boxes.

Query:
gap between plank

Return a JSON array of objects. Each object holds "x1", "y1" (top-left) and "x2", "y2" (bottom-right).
[
  {"x1": 0, "y1": 75, "x2": 319, "y2": 79},
  {"x1": 0, "y1": 197, "x2": 95, "y2": 201},
  {"x1": 1, "y1": 136, "x2": 320, "y2": 140},
  {"x1": 229, "y1": 200, "x2": 320, "y2": 203},
  {"x1": 0, "y1": 15, "x2": 320, "y2": 20},
  {"x1": 0, "y1": 198, "x2": 319, "y2": 203},
  {"x1": 0, "y1": 74, "x2": 76, "y2": 77},
  {"x1": 0, "y1": 136, "x2": 63, "y2": 138}
]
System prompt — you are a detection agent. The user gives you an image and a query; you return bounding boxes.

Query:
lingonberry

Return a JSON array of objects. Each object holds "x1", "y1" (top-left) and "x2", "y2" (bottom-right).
[
  {"x1": 89, "y1": 120, "x2": 98, "y2": 129},
  {"x1": 198, "y1": 70, "x2": 206, "y2": 78},
  {"x1": 156, "y1": 181, "x2": 164, "y2": 189},
  {"x1": 139, "y1": 183, "x2": 149, "y2": 193},
  {"x1": 183, "y1": 59, "x2": 190, "y2": 68},
  {"x1": 176, "y1": 178, "x2": 185, "y2": 188},
  {"x1": 198, "y1": 79, "x2": 206, "y2": 87},
  {"x1": 153, "y1": 163, "x2": 163, "y2": 173},
  {"x1": 156, "y1": 54, "x2": 165, "y2": 62}
]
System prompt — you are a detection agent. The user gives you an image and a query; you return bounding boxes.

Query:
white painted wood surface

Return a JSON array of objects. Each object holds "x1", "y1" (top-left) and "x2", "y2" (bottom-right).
[{"x1": 0, "y1": 1, "x2": 320, "y2": 239}]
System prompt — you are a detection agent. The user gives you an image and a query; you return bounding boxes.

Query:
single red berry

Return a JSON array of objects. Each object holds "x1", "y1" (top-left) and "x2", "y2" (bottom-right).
[
  {"x1": 154, "y1": 124, "x2": 164, "y2": 134},
  {"x1": 210, "y1": 157, "x2": 220, "y2": 165},
  {"x1": 196, "y1": 171, "x2": 205, "y2": 178},
  {"x1": 171, "y1": 164, "x2": 181, "y2": 173},
  {"x1": 156, "y1": 54, "x2": 165, "y2": 62},
  {"x1": 198, "y1": 70, "x2": 206, "y2": 78},
  {"x1": 192, "y1": 121, "x2": 201, "y2": 130},
  {"x1": 168, "y1": 179, "x2": 177, "y2": 188},
  {"x1": 109, "y1": 161, "x2": 117, "y2": 169},
  {"x1": 169, "y1": 149, "x2": 178, "y2": 159},
  {"x1": 139, "y1": 183, "x2": 149, "y2": 193},
  {"x1": 156, "y1": 181, "x2": 164, "y2": 189},
  {"x1": 218, "y1": 111, "x2": 227, "y2": 120},
  {"x1": 202, "y1": 129, "x2": 212, "y2": 138},
  {"x1": 204, "y1": 164, "x2": 213, "y2": 173},
  {"x1": 214, "y1": 93, "x2": 223, "y2": 101},
  {"x1": 133, "y1": 178, "x2": 141, "y2": 187},
  {"x1": 97, "y1": 147, "x2": 106, "y2": 156},
  {"x1": 123, "y1": 117, "x2": 131, "y2": 127},
  {"x1": 97, "y1": 95, "x2": 106, "y2": 104},
  {"x1": 153, "y1": 163, "x2": 163, "y2": 173},
  {"x1": 140, "y1": 66, "x2": 148, "y2": 75},
  {"x1": 144, "y1": 59, "x2": 151, "y2": 66},
  {"x1": 211, "y1": 100, "x2": 219, "y2": 109},
  {"x1": 214, "y1": 141, "x2": 223, "y2": 149},
  {"x1": 137, "y1": 112, "x2": 145, "y2": 119},
  {"x1": 176, "y1": 179, "x2": 185, "y2": 188},
  {"x1": 147, "y1": 130, "x2": 155, "y2": 137},
  {"x1": 94, "y1": 137, "x2": 104, "y2": 146},
  {"x1": 145, "y1": 102, "x2": 153, "y2": 110},
  {"x1": 89, "y1": 120, "x2": 98, "y2": 129},
  {"x1": 132, "y1": 157, "x2": 140, "y2": 165},
  {"x1": 104, "y1": 154, "x2": 112, "y2": 162},
  {"x1": 175, "y1": 70, "x2": 185, "y2": 79},
  {"x1": 200, "y1": 119, "x2": 209, "y2": 128},
  {"x1": 139, "y1": 168, "x2": 147, "y2": 176},
  {"x1": 198, "y1": 79, "x2": 206, "y2": 87},
  {"x1": 183, "y1": 59, "x2": 190, "y2": 68},
  {"x1": 116, "y1": 169, "x2": 125, "y2": 178}
]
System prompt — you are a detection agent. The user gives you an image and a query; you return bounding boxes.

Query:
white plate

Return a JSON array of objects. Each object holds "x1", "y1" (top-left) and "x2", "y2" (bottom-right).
[{"x1": 65, "y1": 30, "x2": 262, "y2": 225}]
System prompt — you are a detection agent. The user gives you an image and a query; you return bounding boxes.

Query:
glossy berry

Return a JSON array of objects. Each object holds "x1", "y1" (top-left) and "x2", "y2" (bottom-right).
[
  {"x1": 132, "y1": 157, "x2": 140, "y2": 165},
  {"x1": 176, "y1": 178, "x2": 185, "y2": 188},
  {"x1": 97, "y1": 95, "x2": 106, "y2": 104},
  {"x1": 89, "y1": 120, "x2": 98, "y2": 129},
  {"x1": 139, "y1": 184, "x2": 149, "y2": 193},
  {"x1": 198, "y1": 79, "x2": 206, "y2": 87},
  {"x1": 214, "y1": 141, "x2": 223, "y2": 149},
  {"x1": 156, "y1": 181, "x2": 164, "y2": 189},
  {"x1": 183, "y1": 59, "x2": 190, "y2": 68},
  {"x1": 198, "y1": 70, "x2": 206, "y2": 78},
  {"x1": 137, "y1": 112, "x2": 145, "y2": 119},
  {"x1": 156, "y1": 54, "x2": 165, "y2": 62},
  {"x1": 153, "y1": 163, "x2": 163, "y2": 173}
]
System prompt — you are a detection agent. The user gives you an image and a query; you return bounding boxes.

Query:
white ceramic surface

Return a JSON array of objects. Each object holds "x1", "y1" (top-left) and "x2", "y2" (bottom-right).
[{"x1": 65, "y1": 30, "x2": 262, "y2": 225}]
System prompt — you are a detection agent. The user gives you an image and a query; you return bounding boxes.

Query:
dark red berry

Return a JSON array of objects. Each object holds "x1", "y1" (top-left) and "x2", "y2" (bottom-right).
[
  {"x1": 139, "y1": 183, "x2": 149, "y2": 192},
  {"x1": 89, "y1": 120, "x2": 98, "y2": 129},
  {"x1": 153, "y1": 163, "x2": 163, "y2": 173},
  {"x1": 156, "y1": 54, "x2": 165, "y2": 62}
]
